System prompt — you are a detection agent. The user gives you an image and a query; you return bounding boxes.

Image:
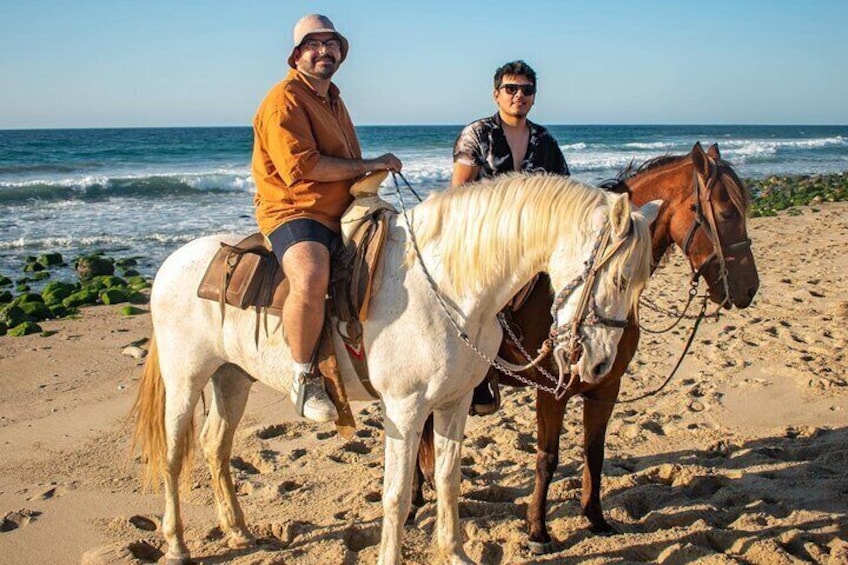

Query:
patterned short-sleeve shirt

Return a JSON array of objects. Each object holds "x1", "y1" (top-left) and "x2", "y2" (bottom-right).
[{"x1": 453, "y1": 113, "x2": 569, "y2": 179}]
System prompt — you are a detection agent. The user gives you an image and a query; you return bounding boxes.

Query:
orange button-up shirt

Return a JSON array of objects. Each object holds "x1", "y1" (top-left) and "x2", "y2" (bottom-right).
[{"x1": 252, "y1": 69, "x2": 362, "y2": 235}]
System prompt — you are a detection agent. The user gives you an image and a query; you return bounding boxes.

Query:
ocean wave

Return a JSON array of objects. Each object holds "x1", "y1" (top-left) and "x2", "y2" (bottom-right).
[
  {"x1": 0, "y1": 231, "x2": 210, "y2": 251},
  {"x1": 0, "y1": 170, "x2": 255, "y2": 203},
  {"x1": 0, "y1": 162, "x2": 104, "y2": 175},
  {"x1": 562, "y1": 142, "x2": 587, "y2": 151},
  {"x1": 719, "y1": 136, "x2": 847, "y2": 160},
  {"x1": 623, "y1": 141, "x2": 676, "y2": 150}
]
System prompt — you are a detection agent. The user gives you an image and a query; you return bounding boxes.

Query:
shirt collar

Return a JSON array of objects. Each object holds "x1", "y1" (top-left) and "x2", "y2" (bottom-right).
[
  {"x1": 492, "y1": 112, "x2": 537, "y2": 133},
  {"x1": 287, "y1": 68, "x2": 341, "y2": 101}
]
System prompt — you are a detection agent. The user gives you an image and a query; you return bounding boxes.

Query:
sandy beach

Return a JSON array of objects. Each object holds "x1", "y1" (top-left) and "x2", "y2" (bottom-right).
[{"x1": 1, "y1": 202, "x2": 847, "y2": 564}]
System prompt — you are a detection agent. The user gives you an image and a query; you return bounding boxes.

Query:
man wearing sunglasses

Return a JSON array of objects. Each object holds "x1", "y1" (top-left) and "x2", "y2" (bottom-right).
[
  {"x1": 452, "y1": 60, "x2": 570, "y2": 416},
  {"x1": 452, "y1": 60, "x2": 569, "y2": 186},
  {"x1": 252, "y1": 14, "x2": 402, "y2": 423}
]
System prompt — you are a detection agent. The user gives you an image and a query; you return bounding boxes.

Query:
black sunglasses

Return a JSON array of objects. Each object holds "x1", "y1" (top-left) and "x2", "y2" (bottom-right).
[{"x1": 498, "y1": 83, "x2": 536, "y2": 96}]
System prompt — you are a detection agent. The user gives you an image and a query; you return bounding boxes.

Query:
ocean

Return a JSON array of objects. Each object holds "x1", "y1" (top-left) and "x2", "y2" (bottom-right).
[{"x1": 1, "y1": 124, "x2": 847, "y2": 282}]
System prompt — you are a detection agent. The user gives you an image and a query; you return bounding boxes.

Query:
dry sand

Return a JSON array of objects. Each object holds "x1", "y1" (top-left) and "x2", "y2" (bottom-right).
[{"x1": 1, "y1": 203, "x2": 847, "y2": 564}]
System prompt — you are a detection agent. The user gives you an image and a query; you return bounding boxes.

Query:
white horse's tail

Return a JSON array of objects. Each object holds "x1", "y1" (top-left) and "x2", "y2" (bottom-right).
[{"x1": 130, "y1": 334, "x2": 195, "y2": 490}]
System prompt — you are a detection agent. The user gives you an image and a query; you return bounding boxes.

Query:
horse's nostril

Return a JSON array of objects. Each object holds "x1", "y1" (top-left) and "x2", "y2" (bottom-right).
[{"x1": 592, "y1": 362, "x2": 607, "y2": 378}]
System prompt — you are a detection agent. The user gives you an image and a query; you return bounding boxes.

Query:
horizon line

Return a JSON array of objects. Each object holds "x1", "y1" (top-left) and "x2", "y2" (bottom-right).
[{"x1": 2, "y1": 122, "x2": 848, "y2": 132}]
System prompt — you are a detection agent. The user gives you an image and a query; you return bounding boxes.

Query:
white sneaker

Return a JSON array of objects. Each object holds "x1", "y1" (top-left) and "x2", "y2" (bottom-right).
[{"x1": 290, "y1": 372, "x2": 338, "y2": 423}]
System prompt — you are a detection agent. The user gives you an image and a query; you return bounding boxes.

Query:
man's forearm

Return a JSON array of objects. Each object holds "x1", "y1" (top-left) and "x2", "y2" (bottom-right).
[{"x1": 304, "y1": 155, "x2": 383, "y2": 182}]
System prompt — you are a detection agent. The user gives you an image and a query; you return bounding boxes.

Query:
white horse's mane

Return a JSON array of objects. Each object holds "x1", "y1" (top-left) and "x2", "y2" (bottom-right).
[{"x1": 410, "y1": 173, "x2": 652, "y2": 304}]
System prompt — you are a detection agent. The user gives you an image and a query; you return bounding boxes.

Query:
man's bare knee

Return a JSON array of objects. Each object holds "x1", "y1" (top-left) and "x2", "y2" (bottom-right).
[{"x1": 282, "y1": 242, "x2": 331, "y2": 298}]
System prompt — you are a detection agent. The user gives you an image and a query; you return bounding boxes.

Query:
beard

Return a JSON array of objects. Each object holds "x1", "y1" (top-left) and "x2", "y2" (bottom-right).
[{"x1": 306, "y1": 56, "x2": 337, "y2": 79}]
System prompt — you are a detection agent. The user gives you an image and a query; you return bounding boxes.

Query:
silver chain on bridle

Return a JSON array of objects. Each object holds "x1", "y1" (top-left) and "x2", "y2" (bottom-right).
[{"x1": 391, "y1": 172, "x2": 631, "y2": 400}]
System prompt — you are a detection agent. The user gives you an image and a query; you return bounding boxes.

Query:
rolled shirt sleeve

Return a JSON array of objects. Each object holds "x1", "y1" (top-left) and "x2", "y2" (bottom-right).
[
  {"x1": 262, "y1": 100, "x2": 321, "y2": 187},
  {"x1": 453, "y1": 123, "x2": 485, "y2": 167}
]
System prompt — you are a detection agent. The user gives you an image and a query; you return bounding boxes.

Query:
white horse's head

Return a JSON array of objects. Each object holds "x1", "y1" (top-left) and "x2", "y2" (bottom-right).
[{"x1": 548, "y1": 194, "x2": 660, "y2": 384}]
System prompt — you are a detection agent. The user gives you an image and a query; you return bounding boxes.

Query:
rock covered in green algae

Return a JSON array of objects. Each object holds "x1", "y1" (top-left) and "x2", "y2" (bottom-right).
[
  {"x1": 8, "y1": 321, "x2": 42, "y2": 336},
  {"x1": 748, "y1": 172, "x2": 848, "y2": 217},
  {"x1": 74, "y1": 254, "x2": 115, "y2": 280},
  {"x1": 119, "y1": 305, "x2": 147, "y2": 316},
  {"x1": 36, "y1": 253, "x2": 64, "y2": 267},
  {"x1": 100, "y1": 288, "x2": 128, "y2": 305}
]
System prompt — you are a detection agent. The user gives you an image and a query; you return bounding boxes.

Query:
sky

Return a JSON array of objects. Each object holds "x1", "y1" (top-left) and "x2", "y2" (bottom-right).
[{"x1": 1, "y1": 0, "x2": 847, "y2": 129}]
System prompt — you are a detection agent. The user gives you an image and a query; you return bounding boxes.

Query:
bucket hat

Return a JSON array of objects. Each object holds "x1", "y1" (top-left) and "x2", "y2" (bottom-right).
[{"x1": 287, "y1": 14, "x2": 349, "y2": 69}]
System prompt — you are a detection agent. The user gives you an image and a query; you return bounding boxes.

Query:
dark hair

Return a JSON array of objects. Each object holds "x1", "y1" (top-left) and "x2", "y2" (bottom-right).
[{"x1": 493, "y1": 60, "x2": 537, "y2": 89}]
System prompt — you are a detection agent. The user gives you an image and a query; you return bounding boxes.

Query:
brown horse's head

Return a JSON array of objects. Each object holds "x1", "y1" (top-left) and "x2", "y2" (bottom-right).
[
  {"x1": 684, "y1": 142, "x2": 759, "y2": 308},
  {"x1": 616, "y1": 142, "x2": 759, "y2": 308}
]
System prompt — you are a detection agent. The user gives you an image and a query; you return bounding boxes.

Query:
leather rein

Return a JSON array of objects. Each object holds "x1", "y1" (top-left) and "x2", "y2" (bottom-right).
[{"x1": 503, "y1": 157, "x2": 754, "y2": 404}]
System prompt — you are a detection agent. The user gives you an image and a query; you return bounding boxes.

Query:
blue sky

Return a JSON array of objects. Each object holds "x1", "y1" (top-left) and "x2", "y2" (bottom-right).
[{"x1": 1, "y1": 0, "x2": 846, "y2": 128}]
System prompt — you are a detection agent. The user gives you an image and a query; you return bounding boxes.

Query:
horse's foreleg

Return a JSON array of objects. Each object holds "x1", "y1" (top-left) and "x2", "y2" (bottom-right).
[
  {"x1": 162, "y1": 384, "x2": 203, "y2": 564},
  {"x1": 581, "y1": 375, "x2": 621, "y2": 534},
  {"x1": 433, "y1": 395, "x2": 474, "y2": 565},
  {"x1": 378, "y1": 395, "x2": 426, "y2": 565},
  {"x1": 199, "y1": 365, "x2": 254, "y2": 549},
  {"x1": 527, "y1": 390, "x2": 567, "y2": 554}
]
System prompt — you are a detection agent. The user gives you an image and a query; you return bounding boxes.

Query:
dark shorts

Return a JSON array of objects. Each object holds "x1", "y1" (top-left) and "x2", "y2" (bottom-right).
[{"x1": 267, "y1": 218, "x2": 340, "y2": 266}]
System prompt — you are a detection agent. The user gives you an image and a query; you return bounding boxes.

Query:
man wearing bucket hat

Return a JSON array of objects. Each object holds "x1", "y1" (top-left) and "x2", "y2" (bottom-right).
[{"x1": 252, "y1": 14, "x2": 402, "y2": 423}]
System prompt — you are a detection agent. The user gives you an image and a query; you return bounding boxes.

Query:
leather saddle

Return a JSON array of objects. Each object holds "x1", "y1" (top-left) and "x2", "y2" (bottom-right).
[
  {"x1": 197, "y1": 171, "x2": 395, "y2": 326},
  {"x1": 195, "y1": 172, "x2": 396, "y2": 437}
]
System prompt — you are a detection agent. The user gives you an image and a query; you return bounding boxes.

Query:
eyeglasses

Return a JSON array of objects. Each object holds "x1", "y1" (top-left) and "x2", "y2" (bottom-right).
[
  {"x1": 498, "y1": 83, "x2": 537, "y2": 96},
  {"x1": 301, "y1": 38, "x2": 341, "y2": 51}
]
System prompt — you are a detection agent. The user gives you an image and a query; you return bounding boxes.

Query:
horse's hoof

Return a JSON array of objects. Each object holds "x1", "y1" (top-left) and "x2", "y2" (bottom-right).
[
  {"x1": 589, "y1": 521, "x2": 620, "y2": 536},
  {"x1": 165, "y1": 558, "x2": 197, "y2": 565},
  {"x1": 404, "y1": 505, "x2": 420, "y2": 527},
  {"x1": 527, "y1": 539, "x2": 554, "y2": 555},
  {"x1": 228, "y1": 533, "x2": 256, "y2": 549}
]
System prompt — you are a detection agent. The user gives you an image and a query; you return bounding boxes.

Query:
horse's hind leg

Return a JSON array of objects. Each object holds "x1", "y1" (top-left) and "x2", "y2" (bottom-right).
[
  {"x1": 433, "y1": 396, "x2": 474, "y2": 565},
  {"x1": 162, "y1": 382, "x2": 205, "y2": 564},
  {"x1": 527, "y1": 390, "x2": 567, "y2": 554},
  {"x1": 199, "y1": 364, "x2": 254, "y2": 549}
]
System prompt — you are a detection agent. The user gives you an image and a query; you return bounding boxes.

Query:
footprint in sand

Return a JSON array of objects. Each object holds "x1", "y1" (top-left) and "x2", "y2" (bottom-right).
[
  {"x1": 342, "y1": 525, "x2": 381, "y2": 552},
  {"x1": 278, "y1": 480, "x2": 302, "y2": 493},
  {"x1": 231, "y1": 450, "x2": 277, "y2": 474},
  {"x1": 27, "y1": 484, "x2": 63, "y2": 501},
  {"x1": 257, "y1": 422, "x2": 302, "y2": 440},
  {"x1": 81, "y1": 540, "x2": 163, "y2": 565},
  {"x1": 128, "y1": 515, "x2": 158, "y2": 532},
  {"x1": 1, "y1": 509, "x2": 41, "y2": 532},
  {"x1": 328, "y1": 441, "x2": 372, "y2": 463}
]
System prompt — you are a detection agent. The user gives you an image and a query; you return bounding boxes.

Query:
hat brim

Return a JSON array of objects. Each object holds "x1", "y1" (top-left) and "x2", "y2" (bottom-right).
[{"x1": 287, "y1": 30, "x2": 349, "y2": 69}]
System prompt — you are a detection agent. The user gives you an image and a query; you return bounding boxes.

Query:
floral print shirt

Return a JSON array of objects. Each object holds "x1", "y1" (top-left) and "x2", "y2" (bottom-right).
[{"x1": 453, "y1": 113, "x2": 569, "y2": 179}]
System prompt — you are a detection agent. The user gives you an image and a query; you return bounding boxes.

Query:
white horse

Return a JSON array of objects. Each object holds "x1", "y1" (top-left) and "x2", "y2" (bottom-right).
[{"x1": 132, "y1": 174, "x2": 659, "y2": 564}]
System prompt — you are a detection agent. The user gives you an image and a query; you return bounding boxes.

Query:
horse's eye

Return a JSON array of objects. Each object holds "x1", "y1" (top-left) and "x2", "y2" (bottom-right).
[
  {"x1": 720, "y1": 208, "x2": 738, "y2": 220},
  {"x1": 618, "y1": 276, "x2": 630, "y2": 292}
]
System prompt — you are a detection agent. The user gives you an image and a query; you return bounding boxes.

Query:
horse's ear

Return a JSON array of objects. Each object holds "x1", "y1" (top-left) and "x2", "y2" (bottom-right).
[
  {"x1": 691, "y1": 142, "x2": 710, "y2": 177},
  {"x1": 707, "y1": 143, "x2": 721, "y2": 160},
  {"x1": 637, "y1": 199, "x2": 663, "y2": 227},
  {"x1": 609, "y1": 193, "x2": 633, "y2": 239}
]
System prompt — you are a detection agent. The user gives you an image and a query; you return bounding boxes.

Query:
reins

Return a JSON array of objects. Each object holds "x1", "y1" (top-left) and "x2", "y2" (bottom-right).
[
  {"x1": 390, "y1": 172, "x2": 631, "y2": 400},
  {"x1": 389, "y1": 167, "x2": 737, "y2": 407},
  {"x1": 597, "y1": 157, "x2": 749, "y2": 404}
]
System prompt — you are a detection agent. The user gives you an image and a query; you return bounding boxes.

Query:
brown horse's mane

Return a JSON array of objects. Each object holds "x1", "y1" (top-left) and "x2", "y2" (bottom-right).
[{"x1": 600, "y1": 153, "x2": 750, "y2": 213}]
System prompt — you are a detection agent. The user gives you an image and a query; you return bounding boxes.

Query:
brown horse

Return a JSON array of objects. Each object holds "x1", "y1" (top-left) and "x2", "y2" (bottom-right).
[{"x1": 414, "y1": 141, "x2": 760, "y2": 553}]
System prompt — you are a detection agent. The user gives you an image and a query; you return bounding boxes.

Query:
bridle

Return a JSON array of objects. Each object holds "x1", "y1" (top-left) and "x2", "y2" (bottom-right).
[
  {"x1": 679, "y1": 158, "x2": 752, "y2": 311},
  {"x1": 493, "y1": 219, "x2": 634, "y2": 399},
  {"x1": 547, "y1": 221, "x2": 631, "y2": 391},
  {"x1": 391, "y1": 172, "x2": 634, "y2": 400}
]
